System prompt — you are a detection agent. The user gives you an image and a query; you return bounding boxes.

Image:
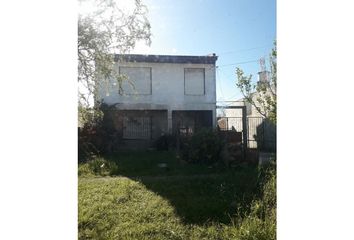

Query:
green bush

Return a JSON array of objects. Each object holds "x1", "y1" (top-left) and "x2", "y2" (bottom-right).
[
  {"x1": 78, "y1": 127, "x2": 100, "y2": 163},
  {"x1": 78, "y1": 103, "x2": 121, "y2": 163},
  {"x1": 154, "y1": 134, "x2": 176, "y2": 151},
  {"x1": 181, "y1": 129, "x2": 225, "y2": 165}
]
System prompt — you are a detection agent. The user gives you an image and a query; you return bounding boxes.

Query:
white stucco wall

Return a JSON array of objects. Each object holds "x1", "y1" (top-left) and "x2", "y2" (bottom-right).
[
  {"x1": 98, "y1": 62, "x2": 216, "y2": 109},
  {"x1": 223, "y1": 97, "x2": 263, "y2": 118},
  {"x1": 97, "y1": 61, "x2": 217, "y2": 128}
]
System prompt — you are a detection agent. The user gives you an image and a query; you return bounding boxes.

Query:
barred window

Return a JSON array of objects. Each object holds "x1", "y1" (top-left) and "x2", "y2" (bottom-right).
[{"x1": 123, "y1": 116, "x2": 151, "y2": 139}]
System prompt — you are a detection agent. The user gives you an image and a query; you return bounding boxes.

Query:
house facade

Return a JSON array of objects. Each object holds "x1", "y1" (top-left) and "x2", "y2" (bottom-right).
[{"x1": 96, "y1": 54, "x2": 218, "y2": 147}]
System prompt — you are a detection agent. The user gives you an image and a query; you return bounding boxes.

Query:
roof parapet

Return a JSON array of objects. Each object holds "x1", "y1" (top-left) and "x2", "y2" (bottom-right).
[{"x1": 115, "y1": 54, "x2": 218, "y2": 64}]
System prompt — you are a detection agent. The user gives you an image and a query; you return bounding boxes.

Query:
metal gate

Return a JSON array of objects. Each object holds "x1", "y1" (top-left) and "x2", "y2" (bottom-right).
[{"x1": 217, "y1": 116, "x2": 276, "y2": 151}]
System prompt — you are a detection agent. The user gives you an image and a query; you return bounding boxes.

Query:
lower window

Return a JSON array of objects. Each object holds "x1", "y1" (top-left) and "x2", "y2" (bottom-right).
[{"x1": 123, "y1": 116, "x2": 151, "y2": 139}]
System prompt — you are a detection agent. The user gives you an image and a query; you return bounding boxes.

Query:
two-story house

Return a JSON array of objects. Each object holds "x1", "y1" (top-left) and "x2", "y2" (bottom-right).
[{"x1": 96, "y1": 54, "x2": 218, "y2": 147}]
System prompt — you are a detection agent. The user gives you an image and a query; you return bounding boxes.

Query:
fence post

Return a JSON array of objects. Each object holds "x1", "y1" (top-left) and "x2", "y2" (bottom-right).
[
  {"x1": 176, "y1": 125, "x2": 180, "y2": 157},
  {"x1": 262, "y1": 119, "x2": 265, "y2": 150},
  {"x1": 241, "y1": 106, "x2": 248, "y2": 158}
]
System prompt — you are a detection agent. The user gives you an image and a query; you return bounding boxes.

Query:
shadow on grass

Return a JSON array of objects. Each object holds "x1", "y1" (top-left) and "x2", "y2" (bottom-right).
[{"x1": 100, "y1": 150, "x2": 265, "y2": 225}]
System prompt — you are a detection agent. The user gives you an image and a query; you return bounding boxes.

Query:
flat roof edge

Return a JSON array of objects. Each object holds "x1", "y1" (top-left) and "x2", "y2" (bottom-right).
[{"x1": 114, "y1": 54, "x2": 218, "y2": 64}]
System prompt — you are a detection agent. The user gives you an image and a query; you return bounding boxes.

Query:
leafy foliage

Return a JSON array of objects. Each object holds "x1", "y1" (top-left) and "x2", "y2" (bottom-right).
[
  {"x1": 78, "y1": 102, "x2": 120, "y2": 162},
  {"x1": 78, "y1": 0, "x2": 151, "y2": 124},
  {"x1": 180, "y1": 129, "x2": 225, "y2": 165},
  {"x1": 236, "y1": 41, "x2": 277, "y2": 123},
  {"x1": 154, "y1": 134, "x2": 176, "y2": 151}
]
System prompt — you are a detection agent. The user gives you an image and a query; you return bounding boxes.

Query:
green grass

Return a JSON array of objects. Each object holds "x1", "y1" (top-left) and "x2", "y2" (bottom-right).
[{"x1": 79, "y1": 151, "x2": 276, "y2": 240}]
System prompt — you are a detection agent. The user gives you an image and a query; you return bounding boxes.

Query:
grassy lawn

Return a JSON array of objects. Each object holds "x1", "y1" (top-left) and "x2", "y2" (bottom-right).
[{"x1": 79, "y1": 151, "x2": 275, "y2": 240}]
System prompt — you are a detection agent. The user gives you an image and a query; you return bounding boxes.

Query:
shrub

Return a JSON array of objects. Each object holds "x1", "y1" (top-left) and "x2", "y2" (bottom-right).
[
  {"x1": 154, "y1": 134, "x2": 176, "y2": 151},
  {"x1": 180, "y1": 129, "x2": 225, "y2": 165},
  {"x1": 78, "y1": 103, "x2": 121, "y2": 163},
  {"x1": 78, "y1": 127, "x2": 100, "y2": 163}
]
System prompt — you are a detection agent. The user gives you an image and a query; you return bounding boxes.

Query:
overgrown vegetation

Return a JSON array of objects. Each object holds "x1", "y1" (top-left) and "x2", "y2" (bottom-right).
[
  {"x1": 78, "y1": 151, "x2": 276, "y2": 239},
  {"x1": 78, "y1": 158, "x2": 119, "y2": 177},
  {"x1": 78, "y1": 103, "x2": 120, "y2": 163},
  {"x1": 154, "y1": 134, "x2": 176, "y2": 151},
  {"x1": 180, "y1": 129, "x2": 225, "y2": 165},
  {"x1": 232, "y1": 162, "x2": 276, "y2": 240},
  {"x1": 79, "y1": 151, "x2": 226, "y2": 177}
]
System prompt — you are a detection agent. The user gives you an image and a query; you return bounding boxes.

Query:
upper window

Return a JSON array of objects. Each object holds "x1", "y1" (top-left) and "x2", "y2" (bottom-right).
[
  {"x1": 184, "y1": 68, "x2": 205, "y2": 95},
  {"x1": 119, "y1": 67, "x2": 152, "y2": 95}
]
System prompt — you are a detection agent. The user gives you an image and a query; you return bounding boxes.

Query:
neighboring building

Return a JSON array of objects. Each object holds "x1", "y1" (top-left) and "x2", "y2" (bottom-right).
[
  {"x1": 217, "y1": 70, "x2": 276, "y2": 150},
  {"x1": 96, "y1": 54, "x2": 218, "y2": 147}
]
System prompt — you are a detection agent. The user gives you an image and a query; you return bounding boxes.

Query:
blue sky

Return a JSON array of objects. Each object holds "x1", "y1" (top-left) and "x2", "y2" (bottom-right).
[{"x1": 132, "y1": 0, "x2": 276, "y2": 103}]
